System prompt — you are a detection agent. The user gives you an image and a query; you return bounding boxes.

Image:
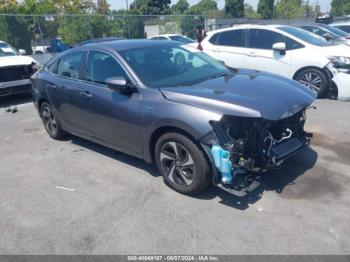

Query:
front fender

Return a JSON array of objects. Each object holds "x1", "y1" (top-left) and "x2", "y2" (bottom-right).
[{"x1": 140, "y1": 91, "x2": 222, "y2": 162}]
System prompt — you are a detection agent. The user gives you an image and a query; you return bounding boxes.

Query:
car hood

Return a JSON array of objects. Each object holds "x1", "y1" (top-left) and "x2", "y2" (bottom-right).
[
  {"x1": 0, "y1": 55, "x2": 36, "y2": 68},
  {"x1": 316, "y1": 43, "x2": 350, "y2": 56},
  {"x1": 159, "y1": 69, "x2": 316, "y2": 121}
]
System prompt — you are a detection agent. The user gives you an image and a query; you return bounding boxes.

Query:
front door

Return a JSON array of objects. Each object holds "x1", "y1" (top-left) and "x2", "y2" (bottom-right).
[
  {"x1": 244, "y1": 29, "x2": 292, "y2": 78},
  {"x1": 205, "y1": 29, "x2": 246, "y2": 69},
  {"x1": 78, "y1": 50, "x2": 142, "y2": 156}
]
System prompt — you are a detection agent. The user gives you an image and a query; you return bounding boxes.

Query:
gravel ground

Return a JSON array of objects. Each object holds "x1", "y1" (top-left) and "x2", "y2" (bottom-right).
[{"x1": 0, "y1": 95, "x2": 349, "y2": 255}]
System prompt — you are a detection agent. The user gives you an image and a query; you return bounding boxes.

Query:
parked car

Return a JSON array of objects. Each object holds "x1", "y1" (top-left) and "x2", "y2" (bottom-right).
[
  {"x1": 331, "y1": 21, "x2": 350, "y2": 34},
  {"x1": 32, "y1": 40, "x2": 316, "y2": 194},
  {"x1": 199, "y1": 24, "x2": 350, "y2": 100},
  {"x1": 148, "y1": 34, "x2": 195, "y2": 44},
  {"x1": 299, "y1": 23, "x2": 350, "y2": 46},
  {"x1": 32, "y1": 45, "x2": 52, "y2": 54},
  {"x1": 78, "y1": 37, "x2": 124, "y2": 46},
  {"x1": 0, "y1": 40, "x2": 40, "y2": 96}
]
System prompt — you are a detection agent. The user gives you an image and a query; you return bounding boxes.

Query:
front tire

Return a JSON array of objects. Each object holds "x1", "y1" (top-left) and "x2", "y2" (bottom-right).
[
  {"x1": 295, "y1": 68, "x2": 329, "y2": 98},
  {"x1": 155, "y1": 132, "x2": 211, "y2": 195},
  {"x1": 40, "y1": 102, "x2": 66, "y2": 140}
]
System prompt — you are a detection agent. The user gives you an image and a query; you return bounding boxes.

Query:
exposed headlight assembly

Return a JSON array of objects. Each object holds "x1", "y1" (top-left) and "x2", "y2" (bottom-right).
[{"x1": 327, "y1": 56, "x2": 350, "y2": 72}]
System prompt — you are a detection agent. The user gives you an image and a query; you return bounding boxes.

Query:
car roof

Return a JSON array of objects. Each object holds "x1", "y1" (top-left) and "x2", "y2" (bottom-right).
[
  {"x1": 150, "y1": 34, "x2": 181, "y2": 38},
  {"x1": 72, "y1": 39, "x2": 181, "y2": 52},
  {"x1": 79, "y1": 37, "x2": 124, "y2": 45},
  {"x1": 206, "y1": 24, "x2": 288, "y2": 35}
]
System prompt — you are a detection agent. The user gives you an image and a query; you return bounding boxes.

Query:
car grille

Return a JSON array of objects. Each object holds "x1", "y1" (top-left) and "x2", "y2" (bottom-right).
[{"x1": 0, "y1": 65, "x2": 34, "y2": 82}]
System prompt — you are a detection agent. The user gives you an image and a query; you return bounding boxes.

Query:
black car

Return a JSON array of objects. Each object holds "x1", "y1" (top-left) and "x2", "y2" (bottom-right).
[{"x1": 31, "y1": 40, "x2": 316, "y2": 194}]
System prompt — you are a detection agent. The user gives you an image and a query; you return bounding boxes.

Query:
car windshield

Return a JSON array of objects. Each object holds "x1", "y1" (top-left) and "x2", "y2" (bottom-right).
[
  {"x1": 0, "y1": 42, "x2": 18, "y2": 57},
  {"x1": 168, "y1": 35, "x2": 195, "y2": 44},
  {"x1": 119, "y1": 44, "x2": 230, "y2": 88},
  {"x1": 278, "y1": 26, "x2": 334, "y2": 46},
  {"x1": 319, "y1": 24, "x2": 349, "y2": 37}
]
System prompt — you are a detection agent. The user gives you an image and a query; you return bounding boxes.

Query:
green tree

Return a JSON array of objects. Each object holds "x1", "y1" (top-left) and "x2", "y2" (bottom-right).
[
  {"x1": 257, "y1": 0, "x2": 274, "y2": 19},
  {"x1": 225, "y1": 0, "x2": 244, "y2": 18},
  {"x1": 147, "y1": 0, "x2": 171, "y2": 14},
  {"x1": 180, "y1": 9, "x2": 204, "y2": 39},
  {"x1": 331, "y1": 0, "x2": 350, "y2": 16},
  {"x1": 274, "y1": 0, "x2": 304, "y2": 18},
  {"x1": 131, "y1": 0, "x2": 171, "y2": 15},
  {"x1": 0, "y1": 16, "x2": 32, "y2": 52},
  {"x1": 172, "y1": 0, "x2": 189, "y2": 14},
  {"x1": 96, "y1": 0, "x2": 110, "y2": 14},
  {"x1": 123, "y1": 9, "x2": 145, "y2": 38},
  {"x1": 245, "y1": 3, "x2": 260, "y2": 19},
  {"x1": 190, "y1": 0, "x2": 217, "y2": 13},
  {"x1": 303, "y1": 0, "x2": 316, "y2": 18}
]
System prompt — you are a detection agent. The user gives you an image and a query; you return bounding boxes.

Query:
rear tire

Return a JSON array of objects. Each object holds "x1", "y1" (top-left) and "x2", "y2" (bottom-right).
[
  {"x1": 155, "y1": 132, "x2": 211, "y2": 195},
  {"x1": 295, "y1": 68, "x2": 328, "y2": 98},
  {"x1": 40, "y1": 102, "x2": 66, "y2": 140}
]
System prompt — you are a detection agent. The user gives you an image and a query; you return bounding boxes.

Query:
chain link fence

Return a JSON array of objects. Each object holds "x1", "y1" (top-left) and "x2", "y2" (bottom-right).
[{"x1": 0, "y1": 14, "x2": 207, "y2": 55}]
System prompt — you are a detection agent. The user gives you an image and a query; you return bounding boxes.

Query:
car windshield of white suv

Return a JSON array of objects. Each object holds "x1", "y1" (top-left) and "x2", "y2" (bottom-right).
[
  {"x1": 278, "y1": 26, "x2": 334, "y2": 47},
  {"x1": 0, "y1": 42, "x2": 18, "y2": 57},
  {"x1": 119, "y1": 44, "x2": 230, "y2": 88}
]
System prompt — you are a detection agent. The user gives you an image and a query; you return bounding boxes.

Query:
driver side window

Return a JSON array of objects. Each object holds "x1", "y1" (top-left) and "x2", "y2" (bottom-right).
[{"x1": 85, "y1": 51, "x2": 127, "y2": 85}]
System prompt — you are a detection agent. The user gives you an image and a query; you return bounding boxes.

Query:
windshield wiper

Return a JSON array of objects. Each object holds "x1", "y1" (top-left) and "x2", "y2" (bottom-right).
[{"x1": 202, "y1": 72, "x2": 229, "y2": 82}]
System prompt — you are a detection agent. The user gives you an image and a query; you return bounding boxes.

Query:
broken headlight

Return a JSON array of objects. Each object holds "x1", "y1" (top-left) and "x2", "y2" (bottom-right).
[{"x1": 327, "y1": 56, "x2": 350, "y2": 73}]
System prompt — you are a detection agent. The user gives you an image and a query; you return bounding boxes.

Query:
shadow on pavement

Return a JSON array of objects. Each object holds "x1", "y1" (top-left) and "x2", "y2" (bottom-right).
[
  {"x1": 196, "y1": 147, "x2": 318, "y2": 210},
  {"x1": 70, "y1": 136, "x2": 159, "y2": 177},
  {"x1": 0, "y1": 93, "x2": 33, "y2": 109}
]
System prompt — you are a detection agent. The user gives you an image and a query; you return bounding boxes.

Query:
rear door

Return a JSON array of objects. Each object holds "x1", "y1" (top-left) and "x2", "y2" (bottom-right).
[
  {"x1": 245, "y1": 29, "x2": 294, "y2": 78},
  {"x1": 45, "y1": 51, "x2": 89, "y2": 134},
  {"x1": 203, "y1": 29, "x2": 246, "y2": 69}
]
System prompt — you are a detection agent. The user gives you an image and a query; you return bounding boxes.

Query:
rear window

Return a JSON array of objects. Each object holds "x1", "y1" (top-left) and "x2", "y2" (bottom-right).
[
  {"x1": 57, "y1": 52, "x2": 83, "y2": 79},
  {"x1": 247, "y1": 29, "x2": 304, "y2": 50},
  {"x1": 210, "y1": 30, "x2": 244, "y2": 48}
]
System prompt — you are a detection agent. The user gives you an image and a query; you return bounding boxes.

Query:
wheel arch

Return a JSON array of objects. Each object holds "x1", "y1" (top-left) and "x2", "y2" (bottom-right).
[
  {"x1": 147, "y1": 125, "x2": 211, "y2": 165},
  {"x1": 37, "y1": 97, "x2": 49, "y2": 117},
  {"x1": 292, "y1": 66, "x2": 330, "y2": 81}
]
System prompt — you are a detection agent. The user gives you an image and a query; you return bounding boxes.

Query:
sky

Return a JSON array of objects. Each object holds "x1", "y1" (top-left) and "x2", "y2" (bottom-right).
[{"x1": 110, "y1": 0, "x2": 332, "y2": 12}]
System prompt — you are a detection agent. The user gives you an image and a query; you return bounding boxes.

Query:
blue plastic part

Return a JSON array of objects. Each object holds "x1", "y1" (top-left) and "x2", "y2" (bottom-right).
[{"x1": 210, "y1": 145, "x2": 234, "y2": 184}]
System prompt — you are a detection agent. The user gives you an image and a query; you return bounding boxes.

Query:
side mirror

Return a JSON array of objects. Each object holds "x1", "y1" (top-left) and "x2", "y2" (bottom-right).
[
  {"x1": 322, "y1": 33, "x2": 333, "y2": 41},
  {"x1": 18, "y1": 49, "x2": 26, "y2": 55},
  {"x1": 218, "y1": 60, "x2": 226, "y2": 66},
  {"x1": 105, "y1": 76, "x2": 134, "y2": 93},
  {"x1": 272, "y1": 42, "x2": 286, "y2": 55}
]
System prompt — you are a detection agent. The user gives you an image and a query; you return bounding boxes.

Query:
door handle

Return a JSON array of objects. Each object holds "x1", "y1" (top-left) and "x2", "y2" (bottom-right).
[
  {"x1": 247, "y1": 52, "x2": 256, "y2": 57},
  {"x1": 80, "y1": 91, "x2": 93, "y2": 99}
]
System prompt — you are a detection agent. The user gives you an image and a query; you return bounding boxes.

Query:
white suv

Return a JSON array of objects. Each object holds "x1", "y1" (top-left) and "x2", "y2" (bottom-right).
[{"x1": 200, "y1": 24, "x2": 350, "y2": 100}]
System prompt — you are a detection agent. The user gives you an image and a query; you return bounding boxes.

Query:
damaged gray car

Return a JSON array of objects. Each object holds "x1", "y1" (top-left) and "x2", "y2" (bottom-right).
[{"x1": 32, "y1": 40, "x2": 316, "y2": 195}]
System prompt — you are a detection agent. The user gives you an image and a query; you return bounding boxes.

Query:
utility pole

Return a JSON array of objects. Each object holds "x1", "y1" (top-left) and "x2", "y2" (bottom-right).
[{"x1": 125, "y1": 0, "x2": 131, "y2": 38}]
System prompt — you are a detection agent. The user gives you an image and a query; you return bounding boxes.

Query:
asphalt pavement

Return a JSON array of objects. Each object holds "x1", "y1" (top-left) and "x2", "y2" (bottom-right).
[{"x1": 0, "y1": 96, "x2": 349, "y2": 254}]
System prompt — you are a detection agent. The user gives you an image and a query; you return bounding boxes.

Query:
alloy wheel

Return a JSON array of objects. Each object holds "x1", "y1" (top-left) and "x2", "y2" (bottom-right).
[
  {"x1": 160, "y1": 141, "x2": 195, "y2": 187},
  {"x1": 298, "y1": 72, "x2": 322, "y2": 92},
  {"x1": 42, "y1": 105, "x2": 57, "y2": 137}
]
